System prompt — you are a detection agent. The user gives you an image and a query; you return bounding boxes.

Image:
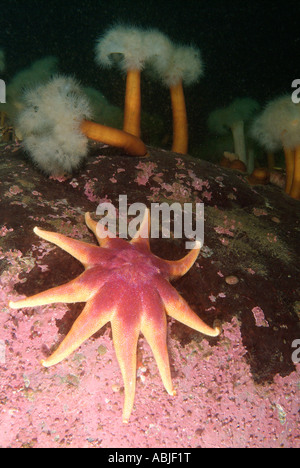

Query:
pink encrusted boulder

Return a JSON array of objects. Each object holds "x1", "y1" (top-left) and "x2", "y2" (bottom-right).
[{"x1": 0, "y1": 141, "x2": 299, "y2": 448}]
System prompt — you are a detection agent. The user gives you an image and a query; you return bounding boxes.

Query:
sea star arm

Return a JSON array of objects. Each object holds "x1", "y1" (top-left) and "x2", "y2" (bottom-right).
[
  {"x1": 9, "y1": 268, "x2": 111, "y2": 309},
  {"x1": 42, "y1": 291, "x2": 113, "y2": 367},
  {"x1": 33, "y1": 226, "x2": 109, "y2": 267},
  {"x1": 141, "y1": 288, "x2": 175, "y2": 397},
  {"x1": 111, "y1": 293, "x2": 142, "y2": 423},
  {"x1": 130, "y1": 207, "x2": 150, "y2": 250},
  {"x1": 85, "y1": 212, "x2": 100, "y2": 239},
  {"x1": 9, "y1": 279, "x2": 87, "y2": 309},
  {"x1": 85, "y1": 212, "x2": 132, "y2": 252},
  {"x1": 155, "y1": 277, "x2": 221, "y2": 337},
  {"x1": 163, "y1": 240, "x2": 201, "y2": 280},
  {"x1": 85, "y1": 212, "x2": 116, "y2": 247}
]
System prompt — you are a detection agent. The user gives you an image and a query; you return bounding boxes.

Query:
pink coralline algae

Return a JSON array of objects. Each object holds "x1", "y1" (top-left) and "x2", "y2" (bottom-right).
[
  {"x1": 251, "y1": 306, "x2": 270, "y2": 328},
  {"x1": 214, "y1": 225, "x2": 235, "y2": 237},
  {"x1": 1, "y1": 258, "x2": 298, "y2": 448},
  {"x1": 266, "y1": 233, "x2": 278, "y2": 244},
  {"x1": 187, "y1": 169, "x2": 210, "y2": 191},
  {"x1": 133, "y1": 159, "x2": 213, "y2": 204},
  {"x1": 0, "y1": 226, "x2": 13, "y2": 237},
  {"x1": 134, "y1": 161, "x2": 158, "y2": 186},
  {"x1": 161, "y1": 181, "x2": 192, "y2": 202},
  {"x1": 69, "y1": 179, "x2": 79, "y2": 188},
  {"x1": 84, "y1": 179, "x2": 100, "y2": 203},
  {"x1": 187, "y1": 170, "x2": 212, "y2": 202},
  {"x1": 4, "y1": 185, "x2": 23, "y2": 198},
  {"x1": 0, "y1": 146, "x2": 299, "y2": 448},
  {"x1": 49, "y1": 175, "x2": 69, "y2": 183}
]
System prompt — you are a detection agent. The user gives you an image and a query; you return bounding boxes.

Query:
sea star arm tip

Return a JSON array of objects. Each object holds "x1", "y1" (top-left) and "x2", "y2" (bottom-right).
[
  {"x1": 8, "y1": 270, "x2": 102, "y2": 309},
  {"x1": 164, "y1": 242, "x2": 201, "y2": 280},
  {"x1": 33, "y1": 224, "x2": 109, "y2": 266},
  {"x1": 156, "y1": 277, "x2": 221, "y2": 338},
  {"x1": 212, "y1": 319, "x2": 222, "y2": 336},
  {"x1": 41, "y1": 295, "x2": 113, "y2": 367},
  {"x1": 130, "y1": 207, "x2": 151, "y2": 249},
  {"x1": 33, "y1": 226, "x2": 41, "y2": 235},
  {"x1": 112, "y1": 320, "x2": 140, "y2": 425},
  {"x1": 141, "y1": 294, "x2": 175, "y2": 396}
]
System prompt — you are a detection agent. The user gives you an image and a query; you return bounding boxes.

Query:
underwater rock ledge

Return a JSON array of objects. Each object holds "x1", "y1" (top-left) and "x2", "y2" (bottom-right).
[{"x1": 1, "y1": 142, "x2": 299, "y2": 386}]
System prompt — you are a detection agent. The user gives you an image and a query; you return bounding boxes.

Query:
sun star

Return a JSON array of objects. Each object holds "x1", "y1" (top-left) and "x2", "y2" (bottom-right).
[{"x1": 9, "y1": 209, "x2": 221, "y2": 423}]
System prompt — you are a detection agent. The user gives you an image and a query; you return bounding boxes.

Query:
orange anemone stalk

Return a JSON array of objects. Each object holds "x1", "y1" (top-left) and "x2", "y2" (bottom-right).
[
  {"x1": 80, "y1": 120, "x2": 147, "y2": 157},
  {"x1": 150, "y1": 43, "x2": 204, "y2": 155},
  {"x1": 95, "y1": 25, "x2": 149, "y2": 139},
  {"x1": 123, "y1": 69, "x2": 141, "y2": 138},
  {"x1": 289, "y1": 147, "x2": 300, "y2": 199},
  {"x1": 283, "y1": 147, "x2": 295, "y2": 194},
  {"x1": 170, "y1": 81, "x2": 188, "y2": 154},
  {"x1": 281, "y1": 128, "x2": 300, "y2": 199}
]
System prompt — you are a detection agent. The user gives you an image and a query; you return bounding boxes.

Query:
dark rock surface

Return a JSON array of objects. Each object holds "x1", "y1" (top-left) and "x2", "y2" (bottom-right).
[{"x1": 1, "y1": 141, "x2": 299, "y2": 385}]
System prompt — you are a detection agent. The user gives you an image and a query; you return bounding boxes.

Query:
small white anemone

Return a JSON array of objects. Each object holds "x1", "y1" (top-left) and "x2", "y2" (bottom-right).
[
  {"x1": 157, "y1": 44, "x2": 204, "y2": 88},
  {"x1": 251, "y1": 95, "x2": 300, "y2": 151},
  {"x1": 208, "y1": 98, "x2": 260, "y2": 135},
  {"x1": 95, "y1": 24, "x2": 150, "y2": 72},
  {"x1": 208, "y1": 97, "x2": 260, "y2": 169},
  {"x1": 142, "y1": 28, "x2": 173, "y2": 73},
  {"x1": 17, "y1": 75, "x2": 92, "y2": 175}
]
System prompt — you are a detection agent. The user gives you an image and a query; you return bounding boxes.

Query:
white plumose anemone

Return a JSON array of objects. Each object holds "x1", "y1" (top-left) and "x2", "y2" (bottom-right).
[
  {"x1": 251, "y1": 95, "x2": 300, "y2": 199},
  {"x1": 95, "y1": 24, "x2": 150, "y2": 72},
  {"x1": 17, "y1": 75, "x2": 92, "y2": 175},
  {"x1": 147, "y1": 41, "x2": 204, "y2": 154},
  {"x1": 95, "y1": 24, "x2": 168, "y2": 138},
  {"x1": 251, "y1": 95, "x2": 300, "y2": 151},
  {"x1": 151, "y1": 43, "x2": 204, "y2": 88},
  {"x1": 94, "y1": 24, "x2": 203, "y2": 153},
  {"x1": 208, "y1": 97, "x2": 260, "y2": 171}
]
